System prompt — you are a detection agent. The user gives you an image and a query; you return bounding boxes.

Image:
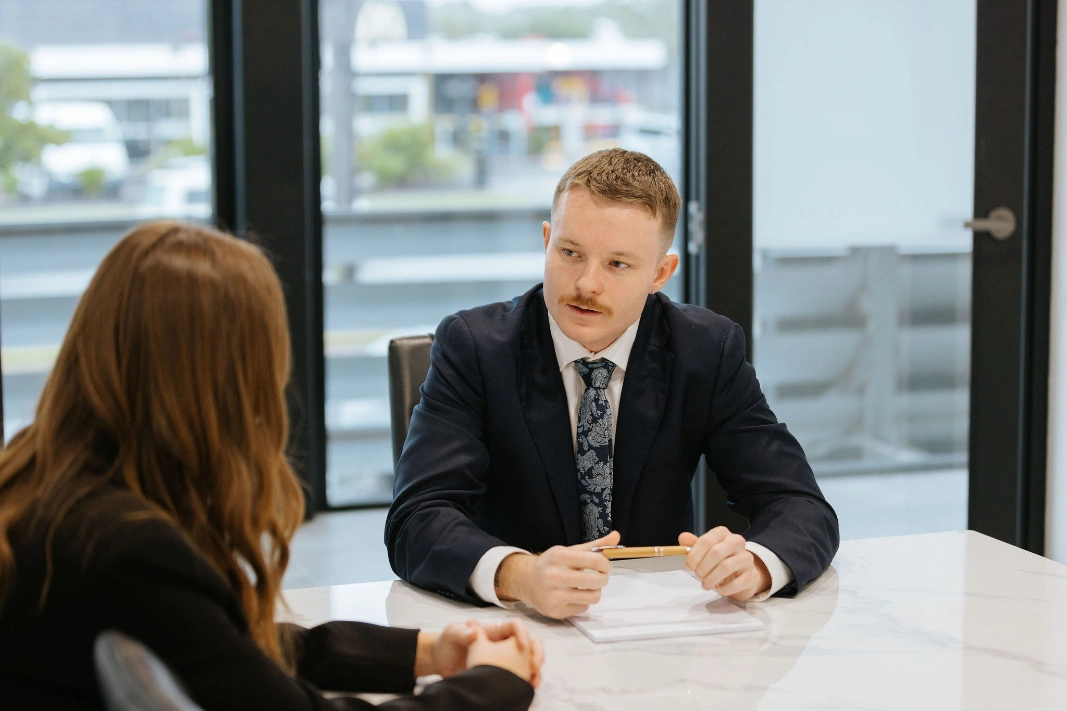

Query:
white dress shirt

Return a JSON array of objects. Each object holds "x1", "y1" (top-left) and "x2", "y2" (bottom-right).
[{"x1": 469, "y1": 303, "x2": 794, "y2": 606}]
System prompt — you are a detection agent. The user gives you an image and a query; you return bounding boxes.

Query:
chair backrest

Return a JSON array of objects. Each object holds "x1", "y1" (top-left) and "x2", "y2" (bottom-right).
[
  {"x1": 94, "y1": 631, "x2": 203, "y2": 711},
  {"x1": 388, "y1": 334, "x2": 434, "y2": 468}
]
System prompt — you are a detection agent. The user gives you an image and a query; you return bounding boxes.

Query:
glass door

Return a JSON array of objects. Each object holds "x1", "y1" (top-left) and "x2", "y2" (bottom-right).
[
  {"x1": 691, "y1": 0, "x2": 1047, "y2": 547},
  {"x1": 751, "y1": 0, "x2": 975, "y2": 539}
]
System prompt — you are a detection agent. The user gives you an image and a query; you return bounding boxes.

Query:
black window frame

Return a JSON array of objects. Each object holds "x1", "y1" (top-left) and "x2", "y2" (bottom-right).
[{"x1": 210, "y1": 0, "x2": 327, "y2": 516}]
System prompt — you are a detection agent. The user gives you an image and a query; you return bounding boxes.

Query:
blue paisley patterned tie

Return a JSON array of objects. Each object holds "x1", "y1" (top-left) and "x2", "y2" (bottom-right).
[{"x1": 574, "y1": 358, "x2": 616, "y2": 543}]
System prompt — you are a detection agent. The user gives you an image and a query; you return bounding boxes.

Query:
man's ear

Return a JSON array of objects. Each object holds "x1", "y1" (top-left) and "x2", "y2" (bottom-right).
[
  {"x1": 542, "y1": 221, "x2": 551, "y2": 250},
  {"x1": 651, "y1": 253, "x2": 680, "y2": 293}
]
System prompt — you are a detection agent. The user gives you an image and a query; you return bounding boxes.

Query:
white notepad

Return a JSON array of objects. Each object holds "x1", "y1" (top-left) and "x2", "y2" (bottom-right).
[{"x1": 568, "y1": 570, "x2": 765, "y2": 643}]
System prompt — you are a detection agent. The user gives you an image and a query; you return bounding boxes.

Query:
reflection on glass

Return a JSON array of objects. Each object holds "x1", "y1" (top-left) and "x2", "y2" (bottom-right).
[
  {"x1": 320, "y1": 0, "x2": 683, "y2": 505},
  {"x1": 0, "y1": 2, "x2": 213, "y2": 442},
  {"x1": 753, "y1": 0, "x2": 974, "y2": 539}
]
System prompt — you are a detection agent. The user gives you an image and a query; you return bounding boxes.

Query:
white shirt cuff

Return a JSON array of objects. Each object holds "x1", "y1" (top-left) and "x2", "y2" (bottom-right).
[
  {"x1": 469, "y1": 546, "x2": 529, "y2": 607},
  {"x1": 744, "y1": 541, "x2": 794, "y2": 601}
]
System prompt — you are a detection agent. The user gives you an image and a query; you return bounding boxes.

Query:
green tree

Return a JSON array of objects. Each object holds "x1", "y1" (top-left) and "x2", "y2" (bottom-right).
[
  {"x1": 77, "y1": 167, "x2": 106, "y2": 197},
  {"x1": 357, "y1": 122, "x2": 454, "y2": 188},
  {"x1": 0, "y1": 42, "x2": 66, "y2": 194}
]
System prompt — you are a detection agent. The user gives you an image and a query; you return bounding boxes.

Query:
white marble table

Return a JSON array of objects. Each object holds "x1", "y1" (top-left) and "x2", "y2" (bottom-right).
[{"x1": 281, "y1": 532, "x2": 1067, "y2": 709}]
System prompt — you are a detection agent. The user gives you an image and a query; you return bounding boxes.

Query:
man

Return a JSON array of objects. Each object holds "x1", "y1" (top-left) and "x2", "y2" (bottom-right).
[{"x1": 386, "y1": 149, "x2": 838, "y2": 619}]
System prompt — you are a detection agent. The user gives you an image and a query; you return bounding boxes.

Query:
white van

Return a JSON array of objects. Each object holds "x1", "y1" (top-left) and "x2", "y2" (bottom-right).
[
  {"x1": 137, "y1": 156, "x2": 210, "y2": 219},
  {"x1": 32, "y1": 101, "x2": 130, "y2": 194}
]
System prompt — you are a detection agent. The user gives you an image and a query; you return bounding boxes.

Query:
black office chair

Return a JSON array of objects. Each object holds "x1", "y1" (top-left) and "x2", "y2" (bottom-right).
[
  {"x1": 93, "y1": 630, "x2": 203, "y2": 711},
  {"x1": 388, "y1": 334, "x2": 434, "y2": 469}
]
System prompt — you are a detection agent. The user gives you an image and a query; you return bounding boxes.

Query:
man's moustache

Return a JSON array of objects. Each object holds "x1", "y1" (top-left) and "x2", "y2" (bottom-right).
[{"x1": 559, "y1": 294, "x2": 614, "y2": 318}]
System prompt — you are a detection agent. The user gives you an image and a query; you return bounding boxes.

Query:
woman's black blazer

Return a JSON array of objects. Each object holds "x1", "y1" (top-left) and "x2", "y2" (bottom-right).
[{"x1": 0, "y1": 485, "x2": 532, "y2": 710}]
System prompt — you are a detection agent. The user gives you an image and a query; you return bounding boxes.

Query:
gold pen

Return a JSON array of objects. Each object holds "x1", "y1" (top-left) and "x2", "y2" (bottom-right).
[{"x1": 591, "y1": 545, "x2": 692, "y2": 560}]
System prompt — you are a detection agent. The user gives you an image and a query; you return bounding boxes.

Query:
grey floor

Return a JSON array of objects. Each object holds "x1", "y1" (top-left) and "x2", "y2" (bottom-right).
[
  {"x1": 282, "y1": 468, "x2": 968, "y2": 590},
  {"x1": 284, "y1": 507, "x2": 395, "y2": 590}
]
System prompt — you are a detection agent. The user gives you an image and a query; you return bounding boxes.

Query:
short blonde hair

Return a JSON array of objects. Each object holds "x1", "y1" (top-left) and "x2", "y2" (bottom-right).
[{"x1": 552, "y1": 148, "x2": 681, "y2": 251}]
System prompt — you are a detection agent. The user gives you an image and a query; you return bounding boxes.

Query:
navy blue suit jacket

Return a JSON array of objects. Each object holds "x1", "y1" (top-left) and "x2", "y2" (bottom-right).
[{"x1": 386, "y1": 285, "x2": 839, "y2": 604}]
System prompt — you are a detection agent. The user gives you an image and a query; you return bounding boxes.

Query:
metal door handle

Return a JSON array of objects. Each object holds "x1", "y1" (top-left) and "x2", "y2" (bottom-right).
[{"x1": 965, "y1": 206, "x2": 1016, "y2": 240}]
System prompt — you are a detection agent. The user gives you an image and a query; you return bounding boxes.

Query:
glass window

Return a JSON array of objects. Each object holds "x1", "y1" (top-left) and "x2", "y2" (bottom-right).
[
  {"x1": 0, "y1": 0, "x2": 213, "y2": 442},
  {"x1": 753, "y1": 0, "x2": 974, "y2": 539},
  {"x1": 319, "y1": 0, "x2": 683, "y2": 505}
]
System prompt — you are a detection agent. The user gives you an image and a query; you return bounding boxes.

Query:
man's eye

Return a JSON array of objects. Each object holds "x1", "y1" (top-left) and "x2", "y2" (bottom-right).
[
  {"x1": 562, "y1": 249, "x2": 576, "y2": 257},
  {"x1": 611, "y1": 261, "x2": 629, "y2": 269}
]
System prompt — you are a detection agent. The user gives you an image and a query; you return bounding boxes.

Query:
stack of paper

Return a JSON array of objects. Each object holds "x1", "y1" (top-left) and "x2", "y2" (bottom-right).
[{"x1": 568, "y1": 570, "x2": 765, "y2": 643}]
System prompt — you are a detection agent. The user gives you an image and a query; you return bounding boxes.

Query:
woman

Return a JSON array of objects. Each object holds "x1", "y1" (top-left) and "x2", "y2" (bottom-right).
[{"x1": 0, "y1": 221, "x2": 541, "y2": 710}]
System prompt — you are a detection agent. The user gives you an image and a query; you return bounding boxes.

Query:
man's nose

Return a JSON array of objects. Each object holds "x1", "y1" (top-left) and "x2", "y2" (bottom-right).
[{"x1": 575, "y1": 263, "x2": 604, "y2": 295}]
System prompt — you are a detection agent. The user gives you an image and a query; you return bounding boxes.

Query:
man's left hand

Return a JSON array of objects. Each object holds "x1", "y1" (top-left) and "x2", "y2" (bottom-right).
[{"x1": 679, "y1": 528, "x2": 771, "y2": 601}]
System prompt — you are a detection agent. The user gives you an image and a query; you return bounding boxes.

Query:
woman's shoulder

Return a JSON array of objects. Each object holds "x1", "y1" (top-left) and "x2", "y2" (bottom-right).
[
  {"x1": 58, "y1": 484, "x2": 182, "y2": 545},
  {"x1": 6, "y1": 484, "x2": 242, "y2": 627},
  {"x1": 42, "y1": 485, "x2": 226, "y2": 594}
]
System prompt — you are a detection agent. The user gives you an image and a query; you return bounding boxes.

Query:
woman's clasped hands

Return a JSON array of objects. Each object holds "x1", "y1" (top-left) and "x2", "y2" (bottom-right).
[{"x1": 415, "y1": 618, "x2": 544, "y2": 688}]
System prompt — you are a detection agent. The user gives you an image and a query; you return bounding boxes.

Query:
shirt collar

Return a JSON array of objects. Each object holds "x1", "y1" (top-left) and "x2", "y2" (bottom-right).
[{"x1": 546, "y1": 304, "x2": 640, "y2": 374}]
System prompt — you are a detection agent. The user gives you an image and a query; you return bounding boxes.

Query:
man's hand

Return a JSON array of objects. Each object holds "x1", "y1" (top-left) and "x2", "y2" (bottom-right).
[
  {"x1": 495, "y1": 531, "x2": 619, "y2": 619},
  {"x1": 679, "y1": 528, "x2": 771, "y2": 601}
]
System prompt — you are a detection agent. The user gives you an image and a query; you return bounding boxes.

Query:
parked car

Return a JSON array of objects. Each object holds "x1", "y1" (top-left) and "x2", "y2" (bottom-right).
[
  {"x1": 29, "y1": 101, "x2": 130, "y2": 196},
  {"x1": 137, "y1": 156, "x2": 210, "y2": 219}
]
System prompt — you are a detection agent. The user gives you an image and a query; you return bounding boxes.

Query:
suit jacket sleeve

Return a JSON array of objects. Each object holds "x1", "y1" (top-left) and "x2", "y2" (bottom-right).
[
  {"x1": 703, "y1": 323, "x2": 840, "y2": 595},
  {"x1": 95, "y1": 521, "x2": 533, "y2": 711},
  {"x1": 386, "y1": 314, "x2": 512, "y2": 603}
]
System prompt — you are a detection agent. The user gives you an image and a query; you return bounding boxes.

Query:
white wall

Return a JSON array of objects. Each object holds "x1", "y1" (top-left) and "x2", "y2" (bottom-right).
[{"x1": 1047, "y1": 0, "x2": 1067, "y2": 563}]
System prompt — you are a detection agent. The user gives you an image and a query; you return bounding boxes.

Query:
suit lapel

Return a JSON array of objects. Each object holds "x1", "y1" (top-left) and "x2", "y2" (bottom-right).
[
  {"x1": 517, "y1": 296, "x2": 582, "y2": 544},
  {"x1": 612, "y1": 296, "x2": 673, "y2": 541}
]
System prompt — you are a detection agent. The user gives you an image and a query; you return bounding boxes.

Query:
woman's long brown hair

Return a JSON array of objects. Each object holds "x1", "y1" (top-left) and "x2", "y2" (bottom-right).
[{"x1": 0, "y1": 220, "x2": 304, "y2": 666}]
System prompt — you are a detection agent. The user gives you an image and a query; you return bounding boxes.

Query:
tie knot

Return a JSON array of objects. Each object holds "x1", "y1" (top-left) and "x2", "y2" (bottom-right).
[{"x1": 575, "y1": 358, "x2": 616, "y2": 389}]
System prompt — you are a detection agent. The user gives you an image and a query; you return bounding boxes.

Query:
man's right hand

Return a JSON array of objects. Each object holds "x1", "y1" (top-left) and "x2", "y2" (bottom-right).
[{"x1": 495, "y1": 531, "x2": 619, "y2": 619}]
